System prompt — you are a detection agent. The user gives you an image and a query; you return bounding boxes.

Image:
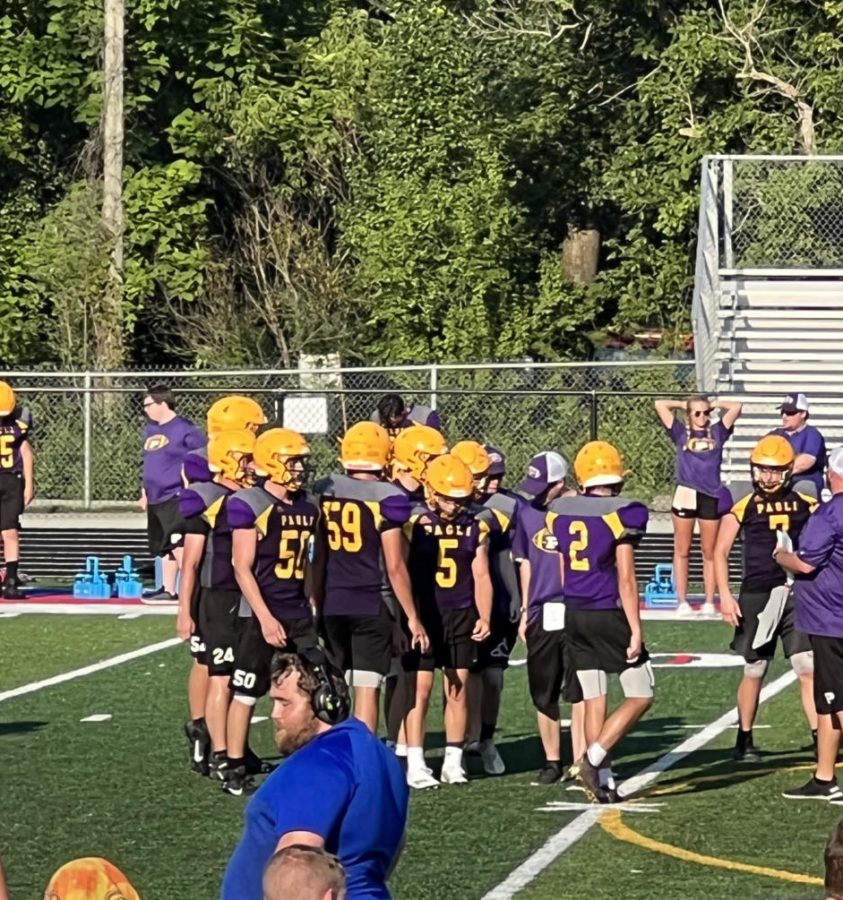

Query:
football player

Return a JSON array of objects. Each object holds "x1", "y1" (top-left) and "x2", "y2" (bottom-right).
[
  {"x1": 513, "y1": 451, "x2": 586, "y2": 786},
  {"x1": 183, "y1": 395, "x2": 267, "y2": 484},
  {"x1": 0, "y1": 381, "x2": 34, "y2": 599},
  {"x1": 371, "y1": 393, "x2": 441, "y2": 439},
  {"x1": 179, "y1": 395, "x2": 267, "y2": 777},
  {"x1": 714, "y1": 434, "x2": 817, "y2": 761},
  {"x1": 452, "y1": 442, "x2": 520, "y2": 776},
  {"x1": 177, "y1": 428, "x2": 256, "y2": 781},
  {"x1": 315, "y1": 421, "x2": 428, "y2": 732},
  {"x1": 403, "y1": 454, "x2": 493, "y2": 788},
  {"x1": 390, "y1": 425, "x2": 449, "y2": 502},
  {"x1": 224, "y1": 427, "x2": 320, "y2": 796},
  {"x1": 546, "y1": 441, "x2": 653, "y2": 803}
]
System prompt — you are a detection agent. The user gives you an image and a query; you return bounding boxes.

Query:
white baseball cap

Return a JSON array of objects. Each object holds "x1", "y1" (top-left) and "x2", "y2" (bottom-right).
[
  {"x1": 778, "y1": 392, "x2": 809, "y2": 414},
  {"x1": 828, "y1": 446, "x2": 843, "y2": 478}
]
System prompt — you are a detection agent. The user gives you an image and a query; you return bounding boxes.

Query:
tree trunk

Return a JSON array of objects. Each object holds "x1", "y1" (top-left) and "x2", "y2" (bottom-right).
[
  {"x1": 561, "y1": 225, "x2": 600, "y2": 284},
  {"x1": 101, "y1": 0, "x2": 125, "y2": 370}
]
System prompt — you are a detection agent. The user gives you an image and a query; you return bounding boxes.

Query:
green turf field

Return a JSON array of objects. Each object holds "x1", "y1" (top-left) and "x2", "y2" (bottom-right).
[{"x1": 0, "y1": 616, "x2": 834, "y2": 899}]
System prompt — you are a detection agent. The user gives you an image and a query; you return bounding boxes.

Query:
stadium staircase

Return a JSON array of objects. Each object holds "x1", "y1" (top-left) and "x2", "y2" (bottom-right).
[{"x1": 692, "y1": 155, "x2": 843, "y2": 487}]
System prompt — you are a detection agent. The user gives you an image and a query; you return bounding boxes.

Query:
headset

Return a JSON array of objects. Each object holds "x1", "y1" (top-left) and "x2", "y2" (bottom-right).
[{"x1": 300, "y1": 647, "x2": 350, "y2": 725}]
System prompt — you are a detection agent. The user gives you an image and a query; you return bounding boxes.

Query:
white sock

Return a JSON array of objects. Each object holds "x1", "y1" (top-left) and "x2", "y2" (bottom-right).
[
  {"x1": 587, "y1": 742, "x2": 607, "y2": 767},
  {"x1": 395, "y1": 742, "x2": 408, "y2": 758},
  {"x1": 407, "y1": 747, "x2": 425, "y2": 770},
  {"x1": 444, "y1": 745, "x2": 463, "y2": 768}
]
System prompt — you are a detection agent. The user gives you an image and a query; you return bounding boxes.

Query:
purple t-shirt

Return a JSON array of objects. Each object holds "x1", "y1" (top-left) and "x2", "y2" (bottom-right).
[
  {"x1": 512, "y1": 498, "x2": 563, "y2": 624},
  {"x1": 769, "y1": 425, "x2": 827, "y2": 498},
  {"x1": 142, "y1": 416, "x2": 205, "y2": 504},
  {"x1": 546, "y1": 495, "x2": 648, "y2": 611},
  {"x1": 667, "y1": 418, "x2": 732, "y2": 499},
  {"x1": 794, "y1": 494, "x2": 843, "y2": 638}
]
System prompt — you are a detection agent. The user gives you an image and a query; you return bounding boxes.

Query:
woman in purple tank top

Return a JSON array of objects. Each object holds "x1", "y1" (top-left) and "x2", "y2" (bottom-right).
[{"x1": 655, "y1": 395, "x2": 742, "y2": 616}]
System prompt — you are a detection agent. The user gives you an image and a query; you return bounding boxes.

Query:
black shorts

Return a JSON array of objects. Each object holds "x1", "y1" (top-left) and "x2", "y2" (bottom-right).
[
  {"x1": 198, "y1": 587, "x2": 240, "y2": 676},
  {"x1": 526, "y1": 618, "x2": 583, "y2": 712},
  {"x1": 405, "y1": 605, "x2": 480, "y2": 672},
  {"x1": 147, "y1": 495, "x2": 187, "y2": 556},
  {"x1": 671, "y1": 488, "x2": 720, "y2": 521},
  {"x1": 322, "y1": 602, "x2": 394, "y2": 680},
  {"x1": 730, "y1": 588, "x2": 811, "y2": 662},
  {"x1": 472, "y1": 611, "x2": 518, "y2": 671},
  {"x1": 564, "y1": 606, "x2": 650, "y2": 674},
  {"x1": 0, "y1": 472, "x2": 24, "y2": 531},
  {"x1": 231, "y1": 613, "x2": 318, "y2": 698},
  {"x1": 811, "y1": 635, "x2": 843, "y2": 716},
  {"x1": 188, "y1": 585, "x2": 207, "y2": 664}
]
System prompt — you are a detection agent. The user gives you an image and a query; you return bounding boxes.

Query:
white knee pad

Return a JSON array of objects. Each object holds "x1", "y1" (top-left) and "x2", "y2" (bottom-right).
[
  {"x1": 743, "y1": 659, "x2": 769, "y2": 679},
  {"x1": 790, "y1": 650, "x2": 814, "y2": 676},
  {"x1": 233, "y1": 693, "x2": 257, "y2": 707},
  {"x1": 577, "y1": 669, "x2": 608, "y2": 700},
  {"x1": 619, "y1": 663, "x2": 655, "y2": 699}
]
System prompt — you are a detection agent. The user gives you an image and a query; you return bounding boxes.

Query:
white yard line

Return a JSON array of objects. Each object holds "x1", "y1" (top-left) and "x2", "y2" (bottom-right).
[
  {"x1": 0, "y1": 637, "x2": 181, "y2": 704},
  {"x1": 481, "y1": 669, "x2": 798, "y2": 900}
]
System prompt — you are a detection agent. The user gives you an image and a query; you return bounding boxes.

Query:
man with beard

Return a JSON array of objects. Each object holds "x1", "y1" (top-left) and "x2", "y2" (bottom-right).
[{"x1": 222, "y1": 650, "x2": 408, "y2": 900}]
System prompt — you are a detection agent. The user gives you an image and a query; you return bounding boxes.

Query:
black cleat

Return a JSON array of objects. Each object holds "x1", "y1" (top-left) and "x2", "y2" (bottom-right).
[
  {"x1": 222, "y1": 765, "x2": 257, "y2": 797},
  {"x1": 2, "y1": 582, "x2": 25, "y2": 600},
  {"x1": 531, "y1": 763, "x2": 562, "y2": 786},
  {"x1": 733, "y1": 742, "x2": 762, "y2": 762},
  {"x1": 184, "y1": 719, "x2": 210, "y2": 776},
  {"x1": 573, "y1": 756, "x2": 608, "y2": 804},
  {"x1": 209, "y1": 751, "x2": 229, "y2": 782},
  {"x1": 782, "y1": 777, "x2": 843, "y2": 803},
  {"x1": 244, "y1": 747, "x2": 277, "y2": 776}
]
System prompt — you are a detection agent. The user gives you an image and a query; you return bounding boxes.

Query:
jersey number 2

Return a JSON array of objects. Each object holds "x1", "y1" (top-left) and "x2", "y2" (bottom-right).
[{"x1": 568, "y1": 521, "x2": 590, "y2": 571}]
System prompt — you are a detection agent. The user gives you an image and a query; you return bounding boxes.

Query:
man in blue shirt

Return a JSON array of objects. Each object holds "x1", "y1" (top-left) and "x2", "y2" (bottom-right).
[
  {"x1": 775, "y1": 446, "x2": 843, "y2": 804},
  {"x1": 768, "y1": 392, "x2": 827, "y2": 499},
  {"x1": 222, "y1": 650, "x2": 409, "y2": 900}
]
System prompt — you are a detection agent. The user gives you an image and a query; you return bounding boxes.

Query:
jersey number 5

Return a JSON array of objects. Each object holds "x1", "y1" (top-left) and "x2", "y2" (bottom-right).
[
  {"x1": 768, "y1": 514, "x2": 789, "y2": 533},
  {"x1": 324, "y1": 501, "x2": 363, "y2": 552},
  {"x1": 568, "y1": 521, "x2": 590, "y2": 571},
  {"x1": 275, "y1": 529, "x2": 311, "y2": 580},
  {"x1": 0, "y1": 434, "x2": 14, "y2": 469},
  {"x1": 436, "y1": 538, "x2": 459, "y2": 588}
]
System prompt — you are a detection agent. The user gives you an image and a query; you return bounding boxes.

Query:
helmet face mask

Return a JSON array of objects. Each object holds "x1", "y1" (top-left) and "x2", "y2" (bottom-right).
[
  {"x1": 749, "y1": 435, "x2": 795, "y2": 495},
  {"x1": 208, "y1": 429, "x2": 257, "y2": 486},
  {"x1": 253, "y1": 428, "x2": 311, "y2": 487},
  {"x1": 431, "y1": 491, "x2": 469, "y2": 521}
]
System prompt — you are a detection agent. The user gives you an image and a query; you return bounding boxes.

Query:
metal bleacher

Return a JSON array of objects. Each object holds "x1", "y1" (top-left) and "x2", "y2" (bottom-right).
[{"x1": 692, "y1": 155, "x2": 843, "y2": 486}]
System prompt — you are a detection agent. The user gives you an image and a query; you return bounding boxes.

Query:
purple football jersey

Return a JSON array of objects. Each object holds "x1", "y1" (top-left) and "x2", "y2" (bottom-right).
[
  {"x1": 182, "y1": 444, "x2": 213, "y2": 485},
  {"x1": 512, "y1": 498, "x2": 563, "y2": 624},
  {"x1": 142, "y1": 415, "x2": 205, "y2": 504},
  {"x1": 0, "y1": 407, "x2": 32, "y2": 474},
  {"x1": 180, "y1": 481, "x2": 239, "y2": 591},
  {"x1": 407, "y1": 506, "x2": 490, "y2": 612},
  {"x1": 546, "y1": 495, "x2": 648, "y2": 611},
  {"x1": 667, "y1": 419, "x2": 732, "y2": 499},
  {"x1": 315, "y1": 474, "x2": 413, "y2": 617},
  {"x1": 228, "y1": 486, "x2": 318, "y2": 621},
  {"x1": 795, "y1": 494, "x2": 843, "y2": 638},
  {"x1": 479, "y1": 490, "x2": 520, "y2": 615}
]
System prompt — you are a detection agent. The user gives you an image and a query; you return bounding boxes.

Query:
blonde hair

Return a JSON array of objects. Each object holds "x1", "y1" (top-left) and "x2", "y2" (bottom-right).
[{"x1": 684, "y1": 396, "x2": 713, "y2": 451}]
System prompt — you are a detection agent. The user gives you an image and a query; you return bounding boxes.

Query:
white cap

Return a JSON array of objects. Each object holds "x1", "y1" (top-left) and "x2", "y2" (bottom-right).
[
  {"x1": 519, "y1": 451, "x2": 569, "y2": 494},
  {"x1": 829, "y1": 446, "x2": 843, "y2": 478}
]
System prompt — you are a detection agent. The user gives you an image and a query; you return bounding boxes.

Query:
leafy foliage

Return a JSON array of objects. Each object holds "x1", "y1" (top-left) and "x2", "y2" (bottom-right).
[{"x1": 2, "y1": 0, "x2": 843, "y2": 367}]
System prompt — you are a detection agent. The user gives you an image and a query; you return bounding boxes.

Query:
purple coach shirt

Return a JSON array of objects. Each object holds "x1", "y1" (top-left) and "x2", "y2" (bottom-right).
[
  {"x1": 511, "y1": 498, "x2": 564, "y2": 624},
  {"x1": 794, "y1": 493, "x2": 843, "y2": 638},
  {"x1": 142, "y1": 415, "x2": 205, "y2": 504}
]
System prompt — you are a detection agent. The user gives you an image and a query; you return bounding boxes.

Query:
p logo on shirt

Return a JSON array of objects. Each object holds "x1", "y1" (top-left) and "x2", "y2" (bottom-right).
[
  {"x1": 532, "y1": 529, "x2": 559, "y2": 553},
  {"x1": 144, "y1": 434, "x2": 170, "y2": 451}
]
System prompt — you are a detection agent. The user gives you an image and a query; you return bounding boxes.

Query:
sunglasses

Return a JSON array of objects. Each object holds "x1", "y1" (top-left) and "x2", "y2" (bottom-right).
[
  {"x1": 691, "y1": 410, "x2": 711, "y2": 417},
  {"x1": 781, "y1": 410, "x2": 800, "y2": 416}
]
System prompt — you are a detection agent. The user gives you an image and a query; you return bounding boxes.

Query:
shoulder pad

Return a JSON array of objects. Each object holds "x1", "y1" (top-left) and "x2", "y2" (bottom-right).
[
  {"x1": 16, "y1": 406, "x2": 33, "y2": 430},
  {"x1": 312, "y1": 475, "x2": 336, "y2": 497},
  {"x1": 228, "y1": 486, "x2": 274, "y2": 524}
]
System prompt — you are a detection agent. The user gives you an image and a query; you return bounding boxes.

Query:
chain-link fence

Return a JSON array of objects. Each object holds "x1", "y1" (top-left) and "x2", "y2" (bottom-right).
[
  {"x1": 9, "y1": 361, "x2": 697, "y2": 510},
  {"x1": 718, "y1": 155, "x2": 843, "y2": 270}
]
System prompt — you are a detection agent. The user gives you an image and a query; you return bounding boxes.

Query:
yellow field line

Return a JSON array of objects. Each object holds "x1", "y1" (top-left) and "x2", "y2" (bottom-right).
[
  {"x1": 646, "y1": 763, "x2": 813, "y2": 797},
  {"x1": 600, "y1": 809, "x2": 823, "y2": 886}
]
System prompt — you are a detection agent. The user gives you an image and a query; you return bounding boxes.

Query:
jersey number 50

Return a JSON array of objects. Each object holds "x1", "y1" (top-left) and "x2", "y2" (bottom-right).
[
  {"x1": 324, "y1": 501, "x2": 363, "y2": 552},
  {"x1": 275, "y1": 529, "x2": 311, "y2": 580}
]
